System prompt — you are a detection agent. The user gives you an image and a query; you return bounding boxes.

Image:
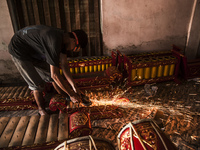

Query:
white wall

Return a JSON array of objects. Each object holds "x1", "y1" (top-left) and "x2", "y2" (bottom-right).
[
  {"x1": 0, "y1": 0, "x2": 22, "y2": 83},
  {"x1": 101, "y1": 0, "x2": 194, "y2": 55}
]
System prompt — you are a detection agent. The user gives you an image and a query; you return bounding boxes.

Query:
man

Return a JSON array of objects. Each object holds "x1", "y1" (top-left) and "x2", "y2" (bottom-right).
[{"x1": 8, "y1": 25, "x2": 91, "y2": 115}]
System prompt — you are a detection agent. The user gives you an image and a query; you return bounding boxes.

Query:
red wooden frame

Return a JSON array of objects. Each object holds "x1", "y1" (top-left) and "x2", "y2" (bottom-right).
[
  {"x1": 63, "y1": 54, "x2": 122, "y2": 90},
  {"x1": 114, "y1": 46, "x2": 182, "y2": 87}
]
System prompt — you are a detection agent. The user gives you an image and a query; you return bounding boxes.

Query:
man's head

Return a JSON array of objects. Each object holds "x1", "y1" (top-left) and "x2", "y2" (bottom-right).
[{"x1": 68, "y1": 29, "x2": 88, "y2": 52}]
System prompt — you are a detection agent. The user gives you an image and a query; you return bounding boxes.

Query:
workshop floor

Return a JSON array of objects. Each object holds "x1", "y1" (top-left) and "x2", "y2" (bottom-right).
[{"x1": 0, "y1": 79, "x2": 199, "y2": 150}]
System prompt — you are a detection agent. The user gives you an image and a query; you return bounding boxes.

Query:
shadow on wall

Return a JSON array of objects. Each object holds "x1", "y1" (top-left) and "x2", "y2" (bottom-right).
[
  {"x1": 0, "y1": 74, "x2": 25, "y2": 86},
  {"x1": 0, "y1": 59, "x2": 25, "y2": 85},
  {"x1": 103, "y1": 35, "x2": 186, "y2": 56}
]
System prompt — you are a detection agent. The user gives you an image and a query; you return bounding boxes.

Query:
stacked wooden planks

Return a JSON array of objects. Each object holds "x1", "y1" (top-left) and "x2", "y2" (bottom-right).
[{"x1": 0, "y1": 113, "x2": 69, "y2": 149}]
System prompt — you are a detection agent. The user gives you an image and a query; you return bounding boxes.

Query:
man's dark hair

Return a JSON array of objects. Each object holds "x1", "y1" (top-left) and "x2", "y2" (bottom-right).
[{"x1": 69, "y1": 29, "x2": 88, "y2": 48}]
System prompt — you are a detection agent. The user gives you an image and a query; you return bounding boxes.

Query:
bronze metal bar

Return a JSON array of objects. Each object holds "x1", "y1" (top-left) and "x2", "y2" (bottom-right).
[
  {"x1": 21, "y1": 0, "x2": 29, "y2": 26},
  {"x1": 63, "y1": 0, "x2": 71, "y2": 31},
  {"x1": 32, "y1": 0, "x2": 40, "y2": 25},
  {"x1": 94, "y1": 0, "x2": 101, "y2": 55},
  {"x1": 54, "y1": 0, "x2": 61, "y2": 28},
  {"x1": 43, "y1": 0, "x2": 51, "y2": 26},
  {"x1": 74, "y1": 0, "x2": 80, "y2": 29}
]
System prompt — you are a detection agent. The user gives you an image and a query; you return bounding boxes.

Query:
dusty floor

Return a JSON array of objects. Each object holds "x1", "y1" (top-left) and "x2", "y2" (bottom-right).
[
  {"x1": 0, "y1": 79, "x2": 200, "y2": 150},
  {"x1": 91, "y1": 79, "x2": 200, "y2": 150}
]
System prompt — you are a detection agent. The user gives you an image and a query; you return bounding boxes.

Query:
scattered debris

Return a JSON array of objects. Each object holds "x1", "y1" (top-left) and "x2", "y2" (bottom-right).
[
  {"x1": 189, "y1": 93, "x2": 197, "y2": 96},
  {"x1": 188, "y1": 78, "x2": 200, "y2": 82},
  {"x1": 144, "y1": 84, "x2": 158, "y2": 97}
]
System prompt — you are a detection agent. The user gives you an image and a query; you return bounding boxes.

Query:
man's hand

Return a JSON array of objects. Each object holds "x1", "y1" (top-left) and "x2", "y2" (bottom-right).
[
  {"x1": 70, "y1": 97, "x2": 78, "y2": 103},
  {"x1": 69, "y1": 94, "x2": 82, "y2": 104}
]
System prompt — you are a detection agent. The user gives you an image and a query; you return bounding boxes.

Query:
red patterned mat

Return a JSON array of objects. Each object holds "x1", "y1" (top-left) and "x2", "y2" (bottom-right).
[
  {"x1": 0, "y1": 86, "x2": 37, "y2": 111},
  {"x1": 49, "y1": 94, "x2": 125, "y2": 120}
]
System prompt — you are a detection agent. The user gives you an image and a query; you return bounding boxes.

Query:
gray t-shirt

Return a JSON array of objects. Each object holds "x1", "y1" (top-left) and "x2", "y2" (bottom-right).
[{"x1": 8, "y1": 25, "x2": 65, "y2": 67}]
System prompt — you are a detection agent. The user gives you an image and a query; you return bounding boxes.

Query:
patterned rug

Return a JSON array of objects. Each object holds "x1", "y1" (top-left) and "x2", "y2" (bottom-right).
[{"x1": 0, "y1": 86, "x2": 37, "y2": 111}]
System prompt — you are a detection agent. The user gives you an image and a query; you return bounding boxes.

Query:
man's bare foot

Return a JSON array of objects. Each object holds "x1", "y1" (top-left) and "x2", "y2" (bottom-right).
[{"x1": 38, "y1": 109, "x2": 48, "y2": 116}]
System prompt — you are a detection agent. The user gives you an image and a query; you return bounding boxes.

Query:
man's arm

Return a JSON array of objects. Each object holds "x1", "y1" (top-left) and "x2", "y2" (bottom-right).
[
  {"x1": 50, "y1": 61, "x2": 80, "y2": 103},
  {"x1": 59, "y1": 53, "x2": 92, "y2": 106},
  {"x1": 59, "y1": 53, "x2": 81, "y2": 94}
]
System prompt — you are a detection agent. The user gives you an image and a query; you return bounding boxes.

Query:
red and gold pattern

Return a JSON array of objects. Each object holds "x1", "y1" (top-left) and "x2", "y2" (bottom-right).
[
  {"x1": 0, "y1": 85, "x2": 53, "y2": 111},
  {"x1": 105, "y1": 66, "x2": 123, "y2": 80},
  {"x1": 49, "y1": 94, "x2": 67, "y2": 113},
  {"x1": 114, "y1": 46, "x2": 182, "y2": 87},
  {"x1": 0, "y1": 103, "x2": 37, "y2": 111},
  {"x1": 49, "y1": 94, "x2": 124, "y2": 120},
  {"x1": 69, "y1": 112, "x2": 92, "y2": 138},
  {"x1": 73, "y1": 66, "x2": 123, "y2": 90},
  {"x1": 118, "y1": 119, "x2": 177, "y2": 150},
  {"x1": 120, "y1": 128, "x2": 131, "y2": 150},
  {"x1": 60, "y1": 55, "x2": 122, "y2": 90},
  {"x1": 0, "y1": 94, "x2": 37, "y2": 111}
]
